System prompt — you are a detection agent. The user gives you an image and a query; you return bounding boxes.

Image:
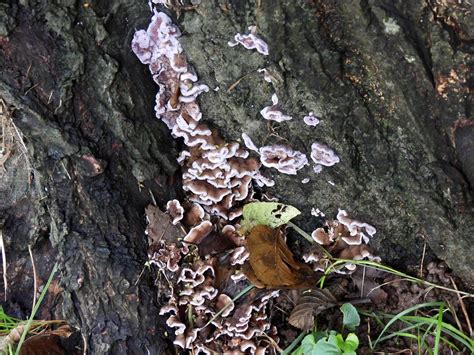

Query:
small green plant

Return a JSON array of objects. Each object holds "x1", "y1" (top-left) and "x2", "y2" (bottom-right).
[
  {"x1": 242, "y1": 202, "x2": 474, "y2": 354},
  {"x1": 290, "y1": 303, "x2": 361, "y2": 355},
  {"x1": 340, "y1": 303, "x2": 360, "y2": 331},
  {"x1": 292, "y1": 331, "x2": 359, "y2": 355}
]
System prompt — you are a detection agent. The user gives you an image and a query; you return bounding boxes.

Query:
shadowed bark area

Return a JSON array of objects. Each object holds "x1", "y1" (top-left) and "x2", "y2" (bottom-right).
[{"x1": 0, "y1": 0, "x2": 472, "y2": 353}]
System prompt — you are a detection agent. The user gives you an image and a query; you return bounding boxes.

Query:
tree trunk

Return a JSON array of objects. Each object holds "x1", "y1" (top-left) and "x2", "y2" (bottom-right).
[
  {"x1": 0, "y1": 0, "x2": 472, "y2": 353},
  {"x1": 0, "y1": 1, "x2": 177, "y2": 353}
]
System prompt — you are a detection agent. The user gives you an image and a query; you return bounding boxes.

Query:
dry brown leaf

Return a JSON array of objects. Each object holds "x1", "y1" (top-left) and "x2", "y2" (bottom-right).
[
  {"x1": 19, "y1": 333, "x2": 65, "y2": 355},
  {"x1": 242, "y1": 263, "x2": 266, "y2": 288},
  {"x1": 288, "y1": 288, "x2": 338, "y2": 330},
  {"x1": 145, "y1": 204, "x2": 184, "y2": 245},
  {"x1": 244, "y1": 225, "x2": 315, "y2": 288}
]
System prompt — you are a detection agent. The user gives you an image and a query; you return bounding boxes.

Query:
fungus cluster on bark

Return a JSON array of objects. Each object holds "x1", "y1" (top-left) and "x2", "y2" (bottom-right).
[
  {"x1": 304, "y1": 210, "x2": 380, "y2": 273},
  {"x1": 135, "y1": 8, "x2": 379, "y2": 353}
]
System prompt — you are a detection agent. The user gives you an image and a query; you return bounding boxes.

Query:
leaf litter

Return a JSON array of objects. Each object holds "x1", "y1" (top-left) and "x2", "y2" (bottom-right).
[
  {"x1": 145, "y1": 200, "x2": 473, "y2": 354},
  {"x1": 243, "y1": 225, "x2": 315, "y2": 288}
]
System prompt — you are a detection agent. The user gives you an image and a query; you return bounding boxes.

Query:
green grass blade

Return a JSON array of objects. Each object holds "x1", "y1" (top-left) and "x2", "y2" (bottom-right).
[
  {"x1": 373, "y1": 301, "x2": 444, "y2": 348},
  {"x1": 327, "y1": 259, "x2": 474, "y2": 297},
  {"x1": 377, "y1": 322, "x2": 421, "y2": 343},
  {"x1": 281, "y1": 331, "x2": 308, "y2": 355},
  {"x1": 433, "y1": 304, "x2": 444, "y2": 355},
  {"x1": 15, "y1": 263, "x2": 58, "y2": 355},
  {"x1": 420, "y1": 322, "x2": 435, "y2": 354},
  {"x1": 401, "y1": 316, "x2": 473, "y2": 351}
]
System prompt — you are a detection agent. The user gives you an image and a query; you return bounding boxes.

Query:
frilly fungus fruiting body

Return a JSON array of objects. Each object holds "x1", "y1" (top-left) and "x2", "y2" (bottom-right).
[
  {"x1": 183, "y1": 220, "x2": 213, "y2": 244},
  {"x1": 132, "y1": 11, "x2": 263, "y2": 220},
  {"x1": 241, "y1": 133, "x2": 308, "y2": 175},
  {"x1": 337, "y1": 209, "x2": 377, "y2": 244},
  {"x1": 259, "y1": 145, "x2": 308, "y2": 175},
  {"x1": 310, "y1": 142, "x2": 340, "y2": 173},
  {"x1": 310, "y1": 142, "x2": 340, "y2": 167},
  {"x1": 303, "y1": 112, "x2": 320, "y2": 126},
  {"x1": 136, "y1": 9, "x2": 382, "y2": 354},
  {"x1": 304, "y1": 212, "x2": 380, "y2": 273},
  {"x1": 258, "y1": 68, "x2": 276, "y2": 83},
  {"x1": 260, "y1": 94, "x2": 293, "y2": 122},
  {"x1": 158, "y1": 253, "x2": 279, "y2": 353},
  {"x1": 228, "y1": 26, "x2": 269, "y2": 56},
  {"x1": 166, "y1": 199, "x2": 184, "y2": 225}
]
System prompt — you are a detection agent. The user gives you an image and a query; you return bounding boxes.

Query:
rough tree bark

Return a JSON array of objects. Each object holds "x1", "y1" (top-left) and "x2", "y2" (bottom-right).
[{"x1": 0, "y1": 0, "x2": 472, "y2": 353}]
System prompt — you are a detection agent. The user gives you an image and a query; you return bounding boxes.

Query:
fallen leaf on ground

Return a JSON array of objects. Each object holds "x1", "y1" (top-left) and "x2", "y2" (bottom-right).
[
  {"x1": 240, "y1": 202, "x2": 300, "y2": 233},
  {"x1": 145, "y1": 205, "x2": 184, "y2": 245},
  {"x1": 288, "y1": 288, "x2": 338, "y2": 330},
  {"x1": 244, "y1": 225, "x2": 315, "y2": 288},
  {"x1": 20, "y1": 333, "x2": 65, "y2": 355}
]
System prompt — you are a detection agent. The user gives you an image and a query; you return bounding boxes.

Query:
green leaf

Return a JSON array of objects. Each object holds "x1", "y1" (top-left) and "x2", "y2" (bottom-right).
[
  {"x1": 241, "y1": 202, "x2": 300, "y2": 232},
  {"x1": 340, "y1": 303, "x2": 360, "y2": 331},
  {"x1": 344, "y1": 333, "x2": 359, "y2": 352},
  {"x1": 297, "y1": 332, "x2": 342, "y2": 355},
  {"x1": 313, "y1": 331, "x2": 329, "y2": 343},
  {"x1": 299, "y1": 334, "x2": 317, "y2": 354},
  {"x1": 315, "y1": 332, "x2": 341, "y2": 355},
  {"x1": 335, "y1": 334, "x2": 345, "y2": 350}
]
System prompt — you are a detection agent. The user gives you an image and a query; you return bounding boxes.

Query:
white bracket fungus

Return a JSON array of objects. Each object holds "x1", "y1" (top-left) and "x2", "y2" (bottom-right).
[
  {"x1": 228, "y1": 26, "x2": 269, "y2": 56},
  {"x1": 259, "y1": 145, "x2": 308, "y2": 175},
  {"x1": 310, "y1": 142, "x2": 340, "y2": 173},
  {"x1": 260, "y1": 94, "x2": 293, "y2": 122},
  {"x1": 166, "y1": 199, "x2": 184, "y2": 225},
  {"x1": 242, "y1": 133, "x2": 308, "y2": 175},
  {"x1": 303, "y1": 112, "x2": 320, "y2": 126}
]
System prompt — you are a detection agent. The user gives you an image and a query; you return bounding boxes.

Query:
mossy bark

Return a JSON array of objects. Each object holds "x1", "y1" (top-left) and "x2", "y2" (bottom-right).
[{"x1": 0, "y1": 0, "x2": 472, "y2": 353}]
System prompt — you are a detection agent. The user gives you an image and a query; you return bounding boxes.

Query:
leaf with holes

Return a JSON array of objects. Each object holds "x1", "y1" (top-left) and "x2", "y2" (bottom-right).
[{"x1": 240, "y1": 202, "x2": 300, "y2": 233}]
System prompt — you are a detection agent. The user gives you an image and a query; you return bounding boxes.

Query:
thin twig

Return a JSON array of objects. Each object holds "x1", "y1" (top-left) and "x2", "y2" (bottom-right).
[
  {"x1": 258, "y1": 330, "x2": 283, "y2": 353},
  {"x1": 450, "y1": 277, "x2": 472, "y2": 337},
  {"x1": 0, "y1": 230, "x2": 7, "y2": 301},
  {"x1": 25, "y1": 63, "x2": 32, "y2": 80},
  {"x1": 60, "y1": 160, "x2": 71, "y2": 180},
  {"x1": 203, "y1": 284, "x2": 254, "y2": 328},
  {"x1": 24, "y1": 84, "x2": 39, "y2": 96},
  {"x1": 28, "y1": 245, "x2": 37, "y2": 311},
  {"x1": 82, "y1": 333, "x2": 88, "y2": 355},
  {"x1": 10, "y1": 119, "x2": 31, "y2": 172},
  {"x1": 227, "y1": 70, "x2": 258, "y2": 93},
  {"x1": 446, "y1": 300, "x2": 463, "y2": 336},
  {"x1": 148, "y1": 189, "x2": 157, "y2": 206},
  {"x1": 134, "y1": 264, "x2": 148, "y2": 287},
  {"x1": 367, "y1": 318, "x2": 373, "y2": 350},
  {"x1": 360, "y1": 266, "x2": 366, "y2": 298},
  {"x1": 419, "y1": 238, "x2": 426, "y2": 278},
  {"x1": 328, "y1": 259, "x2": 474, "y2": 297},
  {"x1": 54, "y1": 98, "x2": 63, "y2": 114},
  {"x1": 47, "y1": 90, "x2": 54, "y2": 104}
]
